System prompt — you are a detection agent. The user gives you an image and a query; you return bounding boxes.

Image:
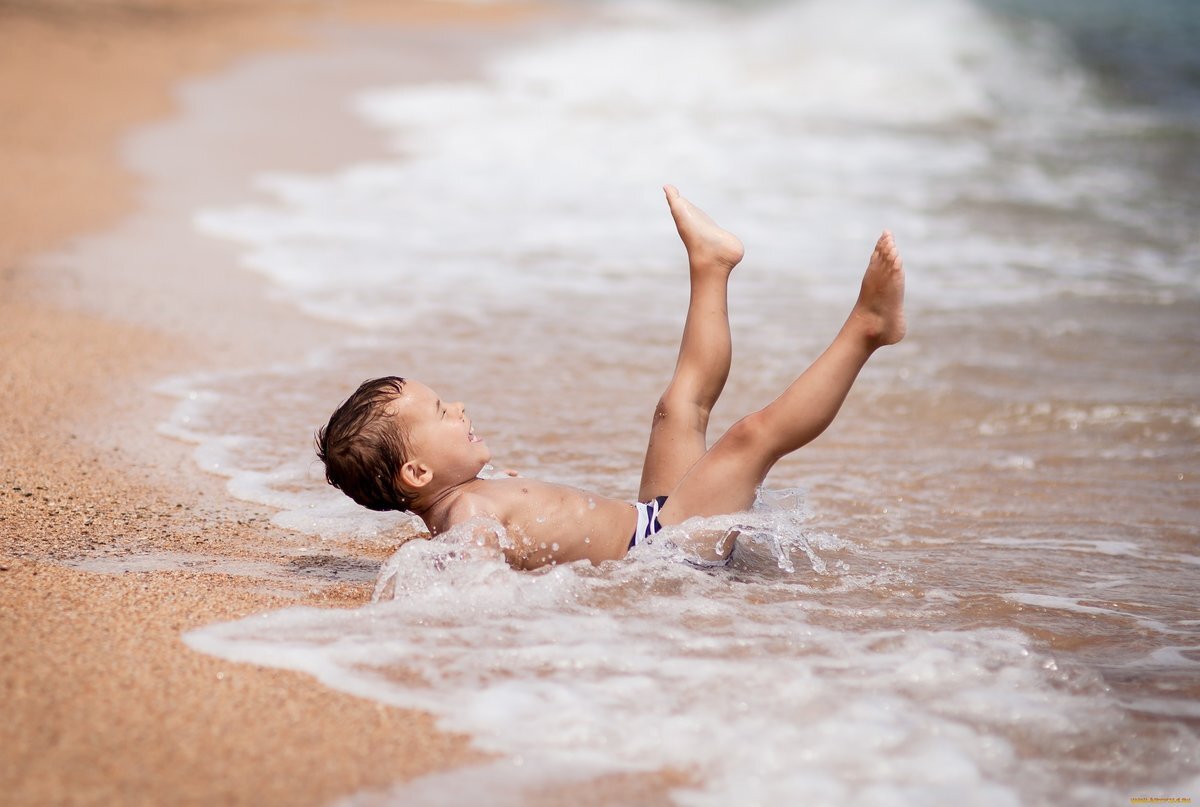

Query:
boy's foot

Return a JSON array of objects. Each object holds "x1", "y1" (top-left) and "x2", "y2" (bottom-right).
[
  {"x1": 664, "y1": 185, "x2": 744, "y2": 273},
  {"x1": 852, "y1": 230, "x2": 906, "y2": 347}
]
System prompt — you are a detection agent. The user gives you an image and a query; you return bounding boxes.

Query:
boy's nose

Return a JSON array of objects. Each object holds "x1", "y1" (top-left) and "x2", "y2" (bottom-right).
[{"x1": 453, "y1": 401, "x2": 466, "y2": 417}]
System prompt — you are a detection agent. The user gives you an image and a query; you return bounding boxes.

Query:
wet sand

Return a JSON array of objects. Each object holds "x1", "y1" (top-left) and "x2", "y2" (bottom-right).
[{"x1": 0, "y1": 1, "x2": 536, "y2": 802}]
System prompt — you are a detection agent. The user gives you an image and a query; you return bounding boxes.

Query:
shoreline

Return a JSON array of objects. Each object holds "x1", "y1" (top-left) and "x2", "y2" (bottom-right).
[{"x1": 0, "y1": 2, "x2": 544, "y2": 802}]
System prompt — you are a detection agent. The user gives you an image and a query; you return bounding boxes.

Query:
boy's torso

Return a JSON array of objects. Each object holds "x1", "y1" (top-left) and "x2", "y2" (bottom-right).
[{"x1": 428, "y1": 477, "x2": 637, "y2": 569}]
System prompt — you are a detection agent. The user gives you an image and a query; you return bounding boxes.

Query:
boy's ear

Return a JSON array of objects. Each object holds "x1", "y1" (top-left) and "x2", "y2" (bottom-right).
[{"x1": 399, "y1": 460, "x2": 432, "y2": 490}]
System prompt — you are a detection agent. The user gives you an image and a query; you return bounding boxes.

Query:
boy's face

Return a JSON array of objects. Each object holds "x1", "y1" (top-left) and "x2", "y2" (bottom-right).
[{"x1": 391, "y1": 381, "x2": 491, "y2": 487}]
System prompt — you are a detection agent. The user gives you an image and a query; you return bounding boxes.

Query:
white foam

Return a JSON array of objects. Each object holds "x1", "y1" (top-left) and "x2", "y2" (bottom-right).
[
  {"x1": 982, "y1": 537, "x2": 1145, "y2": 557},
  {"x1": 194, "y1": 0, "x2": 1193, "y2": 335},
  {"x1": 1002, "y1": 592, "x2": 1189, "y2": 637},
  {"x1": 187, "y1": 511, "x2": 1191, "y2": 804}
]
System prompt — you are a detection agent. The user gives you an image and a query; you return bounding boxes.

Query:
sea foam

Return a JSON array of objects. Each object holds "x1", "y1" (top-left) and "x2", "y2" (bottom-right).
[
  {"x1": 196, "y1": 0, "x2": 1191, "y2": 338},
  {"x1": 186, "y1": 503, "x2": 1196, "y2": 804}
]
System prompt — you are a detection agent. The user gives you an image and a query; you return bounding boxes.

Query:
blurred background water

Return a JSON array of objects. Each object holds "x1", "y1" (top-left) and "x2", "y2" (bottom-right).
[{"x1": 172, "y1": 0, "x2": 1199, "y2": 802}]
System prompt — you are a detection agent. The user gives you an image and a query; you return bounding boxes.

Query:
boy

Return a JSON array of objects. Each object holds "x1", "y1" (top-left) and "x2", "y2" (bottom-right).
[{"x1": 317, "y1": 186, "x2": 905, "y2": 569}]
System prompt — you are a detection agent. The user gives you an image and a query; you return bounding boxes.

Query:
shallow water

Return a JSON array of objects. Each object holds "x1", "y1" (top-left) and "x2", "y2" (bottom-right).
[{"x1": 174, "y1": 0, "x2": 1199, "y2": 802}]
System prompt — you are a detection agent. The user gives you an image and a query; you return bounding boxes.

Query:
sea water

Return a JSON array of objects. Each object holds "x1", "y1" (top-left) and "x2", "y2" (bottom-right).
[{"x1": 175, "y1": 0, "x2": 1199, "y2": 802}]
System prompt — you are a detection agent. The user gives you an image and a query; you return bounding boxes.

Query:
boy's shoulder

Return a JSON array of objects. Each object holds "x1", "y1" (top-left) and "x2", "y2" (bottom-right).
[
  {"x1": 443, "y1": 483, "x2": 493, "y2": 521},
  {"x1": 436, "y1": 477, "x2": 512, "y2": 529},
  {"x1": 429, "y1": 480, "x2": 530, "y2": 566}
]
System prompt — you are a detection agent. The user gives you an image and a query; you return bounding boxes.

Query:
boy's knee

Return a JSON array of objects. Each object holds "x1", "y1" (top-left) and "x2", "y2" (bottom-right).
[
  {"x1": 654, "y1": 390, "x2": 710, "y2": 431},
  {"x1": 723, "y1": 411, "x2": 772, "y2": 453}
]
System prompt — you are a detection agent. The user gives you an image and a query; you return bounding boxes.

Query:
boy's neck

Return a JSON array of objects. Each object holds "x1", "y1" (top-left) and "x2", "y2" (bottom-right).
[{"x1": 408, "y1": 476, "x2": 482, "y2": 533}]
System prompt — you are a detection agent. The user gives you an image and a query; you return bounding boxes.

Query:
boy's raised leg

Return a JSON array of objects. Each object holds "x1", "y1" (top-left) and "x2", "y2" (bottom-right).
[
  {"x1": 638, "y1": 185, "x2": 745, "y2": 501},
  {"x1": 658, "y1": 231, "x2": 905, "y2": 551}
]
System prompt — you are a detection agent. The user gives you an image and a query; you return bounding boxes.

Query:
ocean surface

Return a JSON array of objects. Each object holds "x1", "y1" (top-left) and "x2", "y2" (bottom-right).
[{"x1": 173, "y1": 0, "x2": 1199, "y2": 803}]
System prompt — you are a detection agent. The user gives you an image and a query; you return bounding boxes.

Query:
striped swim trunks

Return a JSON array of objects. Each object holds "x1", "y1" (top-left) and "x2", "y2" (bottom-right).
[{"x1": 628, "y1": 495, "x2": 668, "y2": 549}]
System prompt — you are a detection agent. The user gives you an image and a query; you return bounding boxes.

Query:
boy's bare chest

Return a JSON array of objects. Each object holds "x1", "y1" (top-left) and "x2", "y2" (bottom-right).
[{"x1": 479, "y1": 479, "x2": 636, "y2": 564}]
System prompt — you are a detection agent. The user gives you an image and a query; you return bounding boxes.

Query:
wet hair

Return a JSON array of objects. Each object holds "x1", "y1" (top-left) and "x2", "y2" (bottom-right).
[{"x1": 316, "y1": 376, "x2": 413, "y2": 512}]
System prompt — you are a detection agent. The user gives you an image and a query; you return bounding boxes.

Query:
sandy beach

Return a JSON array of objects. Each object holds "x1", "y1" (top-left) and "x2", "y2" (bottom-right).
[{"x1": 0, "y1": 1, "x2": 532, "y2": 802}]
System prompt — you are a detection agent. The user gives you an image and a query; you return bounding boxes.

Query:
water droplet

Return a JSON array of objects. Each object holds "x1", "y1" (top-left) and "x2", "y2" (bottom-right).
[
  {"x1": 551, "y1": 542, "x2": 560, "y2": 552},
  {"x1": 587, "y1": 499, "x2": 596, "y2": 510}
]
